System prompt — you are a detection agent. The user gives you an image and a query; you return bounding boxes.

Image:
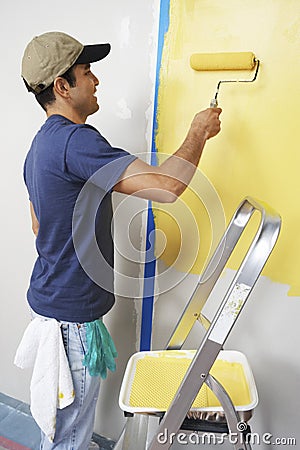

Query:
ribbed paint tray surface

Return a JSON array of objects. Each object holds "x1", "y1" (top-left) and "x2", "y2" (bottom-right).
[{"x1": 119, "y1": 350, "x2": 258, "y2": 414}]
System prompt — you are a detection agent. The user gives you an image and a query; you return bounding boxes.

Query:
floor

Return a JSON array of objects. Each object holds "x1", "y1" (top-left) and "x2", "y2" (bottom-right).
[
  {"x1": 0, "y1": 392, "x2": 115, "y2": 450},
  {"x1": 0, "y1": 392, "x2": 236, "y2": 450}
]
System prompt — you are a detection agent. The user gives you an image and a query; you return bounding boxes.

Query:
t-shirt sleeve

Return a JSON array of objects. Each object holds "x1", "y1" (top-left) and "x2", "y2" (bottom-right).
[{"x1": 65, "y1": 125, "x2": 137, "y2": 192}]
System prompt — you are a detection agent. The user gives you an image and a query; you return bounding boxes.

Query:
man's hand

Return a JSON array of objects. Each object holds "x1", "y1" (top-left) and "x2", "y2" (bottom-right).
[{"x1": 190, "y1": 107, "x2": 222, "y2": 141}]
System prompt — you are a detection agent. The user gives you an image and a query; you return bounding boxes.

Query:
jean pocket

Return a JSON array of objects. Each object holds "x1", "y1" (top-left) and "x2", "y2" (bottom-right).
[
  {"x1": 76, "y1": 323, "x2": 88, "y2": 356},
  {"x1": 60, "y1": 323, "x2": 69, "y2": 356}
]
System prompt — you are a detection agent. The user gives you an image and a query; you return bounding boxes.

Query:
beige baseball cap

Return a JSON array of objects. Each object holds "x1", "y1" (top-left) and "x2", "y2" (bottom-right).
[{"x1": 22, "y1": 31, "x2": 110, "y2": 94}]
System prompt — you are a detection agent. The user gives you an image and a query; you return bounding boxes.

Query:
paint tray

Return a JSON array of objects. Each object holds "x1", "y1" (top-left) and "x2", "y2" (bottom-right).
[{"x1": 119, "y1": 349, "x2": 258, "y2": 414}]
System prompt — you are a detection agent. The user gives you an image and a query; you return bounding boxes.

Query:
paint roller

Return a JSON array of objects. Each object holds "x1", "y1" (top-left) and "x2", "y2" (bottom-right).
[{"x1": 190, "y1": 51, "x2": 260, "y2": 107}]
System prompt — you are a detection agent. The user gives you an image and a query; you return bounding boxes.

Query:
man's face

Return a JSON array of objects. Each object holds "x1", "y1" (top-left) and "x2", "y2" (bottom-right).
[{"x1": 69, "y1": 63, "x2": 100, "y2": 118}]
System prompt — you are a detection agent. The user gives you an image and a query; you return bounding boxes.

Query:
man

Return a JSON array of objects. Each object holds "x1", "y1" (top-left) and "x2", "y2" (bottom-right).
[{"x1": 20, "y1": 31, "x2": 221, "y2": 449}]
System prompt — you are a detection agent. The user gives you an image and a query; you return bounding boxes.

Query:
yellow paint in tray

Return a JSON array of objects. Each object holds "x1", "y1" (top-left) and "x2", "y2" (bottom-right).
[{"x1": 129, "y1": 353, "x2": 251, "y2": 410}]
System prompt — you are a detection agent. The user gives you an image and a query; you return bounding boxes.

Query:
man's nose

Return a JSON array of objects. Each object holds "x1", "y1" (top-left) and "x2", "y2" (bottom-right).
[{"x1": 93, "y1": 73, "x2": 99, "y2": 86}]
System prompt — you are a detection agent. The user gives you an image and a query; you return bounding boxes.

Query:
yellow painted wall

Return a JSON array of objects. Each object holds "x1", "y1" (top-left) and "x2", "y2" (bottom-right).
[{"x1": 154, "y1": 0, "x2": 300, "y2": 295}]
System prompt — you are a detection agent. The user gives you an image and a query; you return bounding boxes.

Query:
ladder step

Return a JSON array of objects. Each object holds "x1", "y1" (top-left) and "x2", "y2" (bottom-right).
[
  {"x1": 180, "y1": 417, "x2": 252, "y2": 435},
  {"x1": 180, "y1": 417, "x2": 229, "y2": 434}
]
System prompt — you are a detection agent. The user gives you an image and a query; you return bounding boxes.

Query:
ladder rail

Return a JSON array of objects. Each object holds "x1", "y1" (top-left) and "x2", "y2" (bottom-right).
[
  {"x1": 205, "y1": 374, "x2": 252, "y2": 450},
  {"x1": 148, "y1": 198, "x2": 281, "y2": 450},
  {"x1": 166, "y1": 197, "x2": 281, "y2": 350}
]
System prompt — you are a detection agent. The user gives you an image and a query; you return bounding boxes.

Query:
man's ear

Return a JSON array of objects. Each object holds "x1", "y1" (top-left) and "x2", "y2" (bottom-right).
[{"x1": 53, "y1": 77, "x2": 71, "y2": 98}]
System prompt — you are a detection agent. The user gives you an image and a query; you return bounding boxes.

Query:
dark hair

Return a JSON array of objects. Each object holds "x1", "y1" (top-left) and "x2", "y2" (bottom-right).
[{"x1": 23, "y1": 65, "x2": 77, "y2": 111}]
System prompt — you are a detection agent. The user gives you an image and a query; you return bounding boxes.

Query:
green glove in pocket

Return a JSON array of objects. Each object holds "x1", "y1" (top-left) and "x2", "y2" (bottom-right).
[{"x1": 83, "y1": 319, "x2": 118, "y2": 379}]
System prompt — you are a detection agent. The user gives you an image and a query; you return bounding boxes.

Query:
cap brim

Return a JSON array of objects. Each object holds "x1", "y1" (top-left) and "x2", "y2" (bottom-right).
[{"x1": 75, "y1": 43, "x2": 111, "y2": 64}]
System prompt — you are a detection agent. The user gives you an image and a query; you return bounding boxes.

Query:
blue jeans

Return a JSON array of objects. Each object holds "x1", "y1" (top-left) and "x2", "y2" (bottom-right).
[{"x1": 31, "y1": 312, "x2": 101, "y2": 450}]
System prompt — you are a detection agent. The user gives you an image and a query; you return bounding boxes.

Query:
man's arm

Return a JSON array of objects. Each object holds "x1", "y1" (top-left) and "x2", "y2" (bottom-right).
[
  {"x1": 30, "y1": 201, "x2": 39, "y2": 237},
  {"x1": 113, "y1": 108, "x2": 221, "y2": 203}
]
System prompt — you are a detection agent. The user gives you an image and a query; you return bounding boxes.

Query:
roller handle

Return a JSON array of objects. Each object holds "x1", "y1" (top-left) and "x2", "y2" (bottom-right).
[{"x1": 210, "y1": 98, "x2": 218, "y2": 108}]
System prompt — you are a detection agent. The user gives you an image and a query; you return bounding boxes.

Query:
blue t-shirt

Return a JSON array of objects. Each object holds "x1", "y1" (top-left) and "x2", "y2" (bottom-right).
[{"x1": 24, "y1": 114, "x2": 136, "y2": 322}]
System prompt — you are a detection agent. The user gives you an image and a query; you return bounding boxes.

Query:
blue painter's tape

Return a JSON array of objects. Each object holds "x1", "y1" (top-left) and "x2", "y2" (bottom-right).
[
  {"x1": 140, "y1": 0, "x2": 170, "y2": 351},
  {"x1": 140, "y1": 205, "x2": 156, "y2": 351},
  {"x1": 151, "y1": 0, "x2": 171, "y2": 166}
]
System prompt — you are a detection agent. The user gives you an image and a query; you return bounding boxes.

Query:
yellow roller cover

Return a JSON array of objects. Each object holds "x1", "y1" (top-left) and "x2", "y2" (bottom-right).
[{"x1": 190, "y1": 52, "x2": 256, "y2": 71}]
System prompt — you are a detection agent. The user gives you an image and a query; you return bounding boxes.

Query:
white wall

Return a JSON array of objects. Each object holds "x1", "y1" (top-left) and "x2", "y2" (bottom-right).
[{"x1": 0, "y1": 0, "x2": 159, "y2": 441}]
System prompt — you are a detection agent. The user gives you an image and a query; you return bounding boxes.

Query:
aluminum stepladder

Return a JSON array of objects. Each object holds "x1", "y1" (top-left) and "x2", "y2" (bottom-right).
[{"x1": 115, "y1": 197, "x2": 281, "y2": 450}]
